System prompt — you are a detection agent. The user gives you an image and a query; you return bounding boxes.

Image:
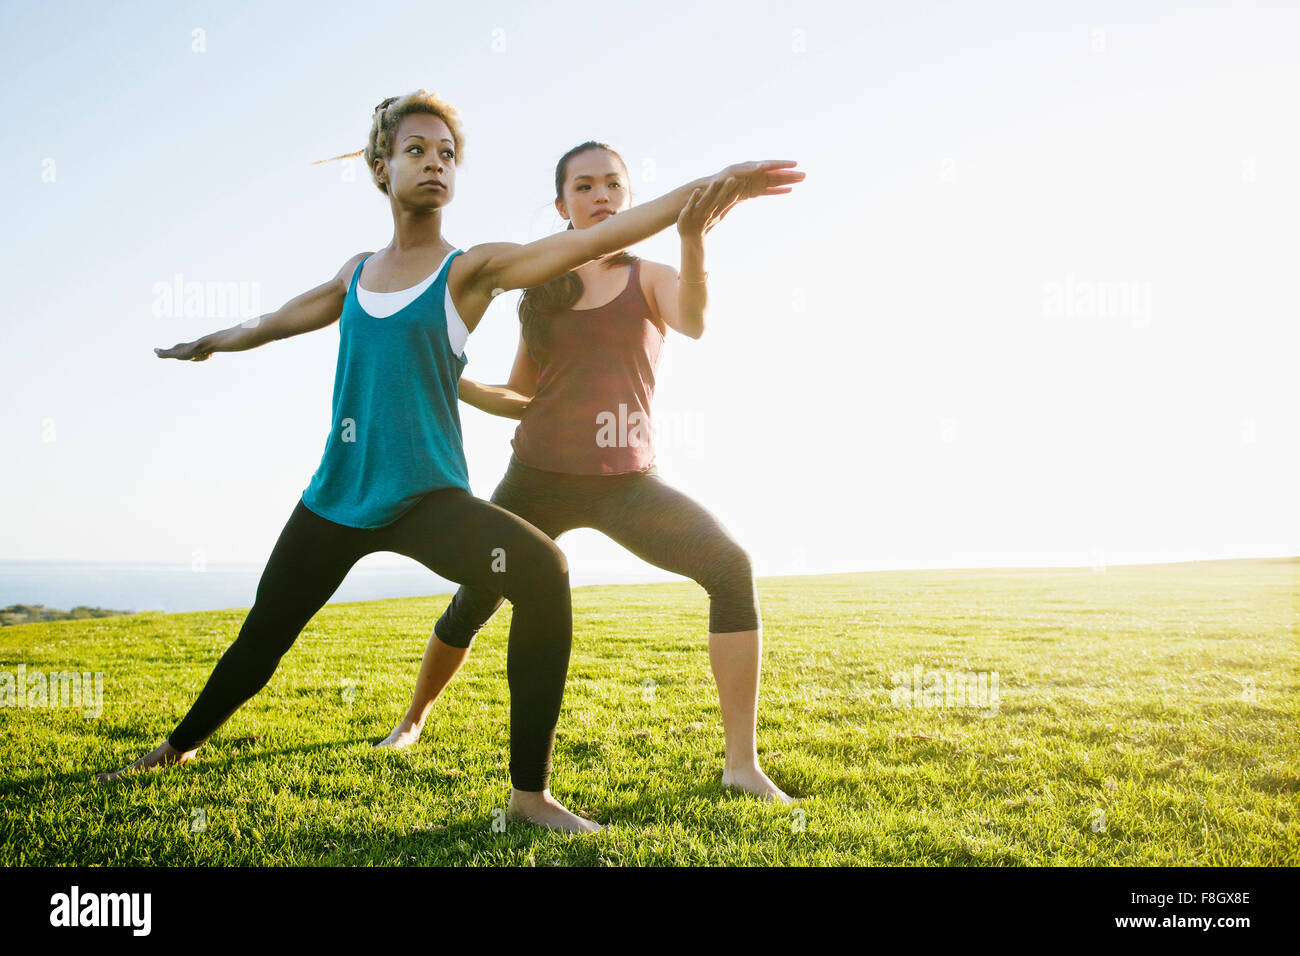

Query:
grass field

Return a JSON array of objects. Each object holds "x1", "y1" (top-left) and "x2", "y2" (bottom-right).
[{"x1": 1, "y1": 558, "x2": 1296, "y2": 866}]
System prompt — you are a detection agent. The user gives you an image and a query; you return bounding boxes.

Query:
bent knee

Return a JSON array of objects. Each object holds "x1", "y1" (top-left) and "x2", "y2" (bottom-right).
[
  {"x1": 499, "y1": 537, "x2": 569, "y2": 600},
  {"x1": 705, "y1": 540, "x2": 754, "y2": 589},
  {"x1": 532, "y1": 538, "x2": 568, "y2": 581}
]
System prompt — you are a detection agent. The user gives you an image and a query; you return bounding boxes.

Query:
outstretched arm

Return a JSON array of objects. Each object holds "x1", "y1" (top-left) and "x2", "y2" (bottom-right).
[
  {"x1": 449, "y1": 161, "x2": 804, "y2": 331},
  {"x1": 154, "y1": 252, "x2": 371, "y2": 361},
  {"x1": 458, "y1": 334, "x2": 540, "y2": 420}
]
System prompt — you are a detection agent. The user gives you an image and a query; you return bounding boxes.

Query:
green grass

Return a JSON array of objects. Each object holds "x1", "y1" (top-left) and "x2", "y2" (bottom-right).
[{"x1": 1, "y1": 558, "x2": 1296, "y2": 865}]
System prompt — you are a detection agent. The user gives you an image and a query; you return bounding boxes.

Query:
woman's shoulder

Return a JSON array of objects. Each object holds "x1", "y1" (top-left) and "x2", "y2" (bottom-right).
[
  {"x1": 634, "y1": 256, "x2": 673, "y2": 275},
  {"x1": 635, "y1": 258, "x2": 675, "y2": 293},
  {"x1": 444, "y1": 242, "x2": 510, "y2": 288},
  {"x1": 334, "y1": 251, "x2": 376, "y2": 290}
]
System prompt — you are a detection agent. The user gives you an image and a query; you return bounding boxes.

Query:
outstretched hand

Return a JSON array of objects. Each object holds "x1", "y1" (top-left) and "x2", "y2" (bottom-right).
[
  {"x1": 681, "y1": 160, "x2": 800, "y2": 238},
  {"x1": 154, "y1": 341, "x2": 213, "y2": 362},
  {"x1": 718, "y1": 159, "x2": 804, "y2": 199},
  {"x1": 678, "y1": 160, "x2": 804, "y2": 236},
  {"x1": 677, "y1": 176, "x2": 747, "y2": 237}
]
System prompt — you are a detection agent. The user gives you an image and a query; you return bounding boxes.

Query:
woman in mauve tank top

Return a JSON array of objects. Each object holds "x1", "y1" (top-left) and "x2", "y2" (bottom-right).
[{"x1": 380, "y1": 142, "x2": 794, "y2": 803}]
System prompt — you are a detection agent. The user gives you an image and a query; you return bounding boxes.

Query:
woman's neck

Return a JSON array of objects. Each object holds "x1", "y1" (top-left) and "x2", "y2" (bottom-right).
[
  {"x1": 575, "y1": 249, "x2": 620, "y2": 279},
  {"x1": 388, "y1": 203, "x2": 448, "y2": 253}
]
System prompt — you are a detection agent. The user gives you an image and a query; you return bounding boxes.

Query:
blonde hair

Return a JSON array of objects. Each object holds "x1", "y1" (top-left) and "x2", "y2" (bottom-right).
[{"x1": 313, "y1": 90, "x2": 465, "y2": 194}]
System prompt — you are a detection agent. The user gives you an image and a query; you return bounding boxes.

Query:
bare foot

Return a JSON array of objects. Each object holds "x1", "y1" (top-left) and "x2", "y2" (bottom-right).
[
  {"x1": 507, "y1": 788, "x2": 602, "y2": 834},
  {"x1": 375, "y1": 719, "x2": 423, "y2": 749},
  {"x1": 96, "y1": 740, "x2": 197, "y2": 783},
  {"x1": 722, "y1": 763, "x2": 793, "y2": 803}
]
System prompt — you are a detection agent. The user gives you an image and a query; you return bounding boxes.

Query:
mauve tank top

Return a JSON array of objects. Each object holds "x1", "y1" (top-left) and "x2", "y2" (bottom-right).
[{"x1": 512, "y1": 259, "x2": 664, "y2": 474}]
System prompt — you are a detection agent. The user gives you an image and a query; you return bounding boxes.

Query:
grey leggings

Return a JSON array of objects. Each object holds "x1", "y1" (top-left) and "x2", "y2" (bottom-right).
[{"x1": 435, "y1": 457, "x2": 760, "y2": 648}]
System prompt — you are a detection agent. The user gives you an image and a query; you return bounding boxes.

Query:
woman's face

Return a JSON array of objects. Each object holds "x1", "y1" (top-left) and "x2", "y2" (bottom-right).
[
  {"x1": 556, "y1": 149, "x2": 630, "y2": 229},
  {"x1": 378, "y1": 113, "x2": 458, "y2": 208}
]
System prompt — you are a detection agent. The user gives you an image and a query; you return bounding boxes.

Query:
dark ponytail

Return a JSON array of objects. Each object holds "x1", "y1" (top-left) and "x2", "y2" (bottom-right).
[{"x1": 519, "y1": 142, "x2": 637, "y2": 362}]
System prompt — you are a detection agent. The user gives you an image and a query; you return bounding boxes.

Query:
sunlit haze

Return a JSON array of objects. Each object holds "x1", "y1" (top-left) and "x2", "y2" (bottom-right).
[{"x1": 2, "y1": 0, "x2": 1296, "y2": 586}]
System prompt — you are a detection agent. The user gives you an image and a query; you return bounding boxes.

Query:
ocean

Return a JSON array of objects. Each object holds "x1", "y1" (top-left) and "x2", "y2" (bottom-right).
[{"x1": 0, "y1": 560, "x2": 678, "y2": 616}]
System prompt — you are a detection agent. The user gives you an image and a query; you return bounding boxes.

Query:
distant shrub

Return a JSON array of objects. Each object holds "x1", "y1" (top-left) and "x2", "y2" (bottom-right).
[{"x1": 0, "y1": 604, "x2": 131, "y2": 626}]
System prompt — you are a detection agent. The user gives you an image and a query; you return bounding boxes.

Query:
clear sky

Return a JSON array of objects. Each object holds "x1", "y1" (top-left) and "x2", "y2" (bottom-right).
[{"x1": 2, "y1": 0, "x2": 1297, "y2": 580}]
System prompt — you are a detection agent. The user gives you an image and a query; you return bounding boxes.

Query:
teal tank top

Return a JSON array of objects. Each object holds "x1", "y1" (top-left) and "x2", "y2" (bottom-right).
[{"x1": 301, "y1": 250, "x2": 470, "y2": 528}]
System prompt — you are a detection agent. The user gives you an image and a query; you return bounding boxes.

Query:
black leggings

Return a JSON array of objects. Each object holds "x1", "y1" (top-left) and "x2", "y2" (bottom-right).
[
  {"x1": 436, "y1": 457, "x2": 759, "y2": 649},
  {"x1": 167, "y1": 488, "x2": 571, "y2": 792}
]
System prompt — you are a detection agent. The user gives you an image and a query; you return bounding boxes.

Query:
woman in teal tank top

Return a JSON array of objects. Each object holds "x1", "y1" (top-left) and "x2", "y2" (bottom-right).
[{"x1": 97, "y1": 88, "x2": 804, "y2": 834}]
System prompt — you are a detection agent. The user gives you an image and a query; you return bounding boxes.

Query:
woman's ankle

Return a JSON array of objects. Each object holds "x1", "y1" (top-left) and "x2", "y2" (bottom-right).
[
  {"x1": 163, "y1": 740, "x2": 198, "y2": 761},
  {"x1": 509, "y1": 787, "x2": 551, "y2": 805},
  {"x1": 401, "y1": 715, "x2": 426, "y2": 735},
  {"x1": 723, "y1": 751, "x2": 761, "y2": 773}
]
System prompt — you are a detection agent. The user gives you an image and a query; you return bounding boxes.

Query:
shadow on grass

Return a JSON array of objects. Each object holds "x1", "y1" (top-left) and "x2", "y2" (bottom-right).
[
  {"x1": 1253, "y1": 771, "x2": 1300, "y2": 794},
  {"x1": 601, "y1": 775, "x2": 800, "y2": 820},
  {"x1": 0, "y1": 736, "x2": 383, "y2": 796},
  {"x1": 266, "y1": 776, "x2": 779, "y2": 866},
  {"x1": 270, "y1": 815, "x2": 608, "y2": 866}
]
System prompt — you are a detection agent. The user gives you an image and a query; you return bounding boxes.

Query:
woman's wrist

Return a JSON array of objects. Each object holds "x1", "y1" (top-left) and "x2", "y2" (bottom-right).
[
  {"x1": 221, "y1": 325, "x2": 263, "y2": 352},
  {"x1": 680, "y1": 234, "x2": 706, "y2": 282}
]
